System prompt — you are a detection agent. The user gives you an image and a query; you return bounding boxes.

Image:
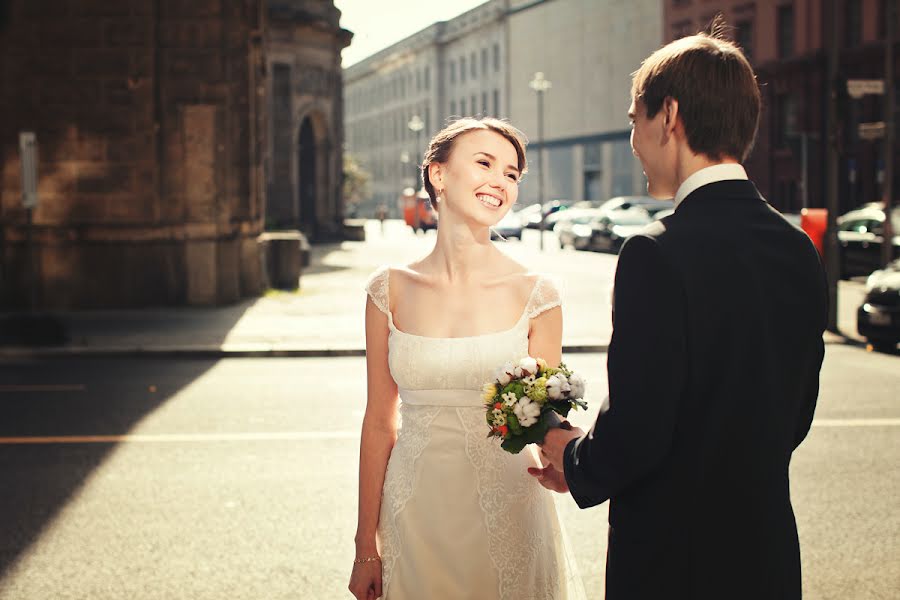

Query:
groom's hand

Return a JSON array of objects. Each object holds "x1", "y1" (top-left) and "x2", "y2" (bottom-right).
[
  {"x1": 539, "y1": 425, "x2": 585, "y2": 471},
  {"x1": 527, "y1": 465, "x2": 570, "y2": 493}
]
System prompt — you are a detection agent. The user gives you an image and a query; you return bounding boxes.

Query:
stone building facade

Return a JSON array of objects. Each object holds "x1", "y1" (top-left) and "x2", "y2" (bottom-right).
[
  {"x1": 344, "y1": 0, "x2": 662, "y2": 215},
  {"x1": 0, "y1": 0, "x2": 349, "y2": 308},
  {"x1": 665, "y1": 0, "x2": 900, "y2": 214},
  {"x1": 344, "y1": 0, "x2": 508, "y2": 216},
  {"x1": 267, "y1": 0, "x2": 351, "y2": 240},
  {"x1": 507, "y1": 0, "x2": 661, "y2": 205}
]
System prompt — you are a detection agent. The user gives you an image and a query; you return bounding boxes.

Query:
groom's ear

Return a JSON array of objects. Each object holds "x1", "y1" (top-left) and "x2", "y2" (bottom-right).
[{"x1": 661, "y1": 96, "x2": 680, "y2": 142}]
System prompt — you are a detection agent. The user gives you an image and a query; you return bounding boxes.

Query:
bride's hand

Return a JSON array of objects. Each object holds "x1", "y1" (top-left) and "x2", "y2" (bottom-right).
[
  {"x1": 527, "y1": 465, "x2": 570, "y2": 493},
  {"x1": 348, "y1": 559, "x2": 382, "y2": 599}
]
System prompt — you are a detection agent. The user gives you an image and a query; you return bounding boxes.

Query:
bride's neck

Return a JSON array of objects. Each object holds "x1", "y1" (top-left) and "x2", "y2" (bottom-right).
[{"x1": 428, "y1": 222, "x2": 495, "y2": 282}]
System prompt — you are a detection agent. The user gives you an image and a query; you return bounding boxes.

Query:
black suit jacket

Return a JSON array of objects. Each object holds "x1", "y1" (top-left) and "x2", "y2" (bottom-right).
[{"x1": 564, "y1": 180, "x2": 827, "y2": 600}]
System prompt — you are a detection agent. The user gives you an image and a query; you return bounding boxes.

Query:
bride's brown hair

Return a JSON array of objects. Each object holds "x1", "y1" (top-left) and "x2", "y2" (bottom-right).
[{"x1": 421, "y1": 117, "x2": 528, "y2": 208}]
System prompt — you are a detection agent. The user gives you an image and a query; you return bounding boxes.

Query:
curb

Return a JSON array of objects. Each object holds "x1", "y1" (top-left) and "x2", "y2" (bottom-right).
[
  {"x1": 0, "y1": 333, "x2": 860, "y2": 360},
  {"x1": 0, "y1": 344, "x2": 612, "y2": 360}
]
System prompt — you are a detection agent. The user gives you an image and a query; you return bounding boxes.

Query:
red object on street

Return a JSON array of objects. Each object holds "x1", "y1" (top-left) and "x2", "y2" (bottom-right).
[{"x1": 801, "y1": 208, "x2": 827, "y2": 257}]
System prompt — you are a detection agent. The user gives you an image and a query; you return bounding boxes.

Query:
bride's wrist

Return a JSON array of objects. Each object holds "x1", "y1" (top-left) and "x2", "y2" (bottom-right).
[{"x1": 354, "y1": 535, "x2": 378, "y2": 555}]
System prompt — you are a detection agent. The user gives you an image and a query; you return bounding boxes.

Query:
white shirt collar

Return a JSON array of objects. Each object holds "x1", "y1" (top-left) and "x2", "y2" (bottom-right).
[{"x1": 673, "y1": 163, "x2": 748, "y2": 208}]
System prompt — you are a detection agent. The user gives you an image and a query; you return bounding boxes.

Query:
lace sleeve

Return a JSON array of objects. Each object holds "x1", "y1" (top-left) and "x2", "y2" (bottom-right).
[
  {"x1": 525, "y1": 275, "x2": 562, "y2": 319},
  {"x1": 364, "y1": 266, "x2": 391, "y2": 316}
]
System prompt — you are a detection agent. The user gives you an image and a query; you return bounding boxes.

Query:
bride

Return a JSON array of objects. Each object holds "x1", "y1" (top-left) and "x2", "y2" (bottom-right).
[{"x1": 349, "y1": 117, "x2": 585, "y2": 600}]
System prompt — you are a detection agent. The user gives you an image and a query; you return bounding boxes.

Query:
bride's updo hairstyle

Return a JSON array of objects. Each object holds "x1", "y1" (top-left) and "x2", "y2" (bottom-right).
[{"x1": 421, "y1": 117, "x2": 528, "y2": 209}]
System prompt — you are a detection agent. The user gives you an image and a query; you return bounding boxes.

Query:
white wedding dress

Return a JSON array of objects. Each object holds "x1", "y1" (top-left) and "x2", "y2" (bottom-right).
[{"x1": 365, "y1": 266, "x2": 587, "y2": 600}]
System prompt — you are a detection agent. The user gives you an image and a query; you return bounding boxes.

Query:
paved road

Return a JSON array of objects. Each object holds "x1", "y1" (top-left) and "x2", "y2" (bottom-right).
[{"x1": 0, "y1": 343, "x2": 897, "y2": 599}]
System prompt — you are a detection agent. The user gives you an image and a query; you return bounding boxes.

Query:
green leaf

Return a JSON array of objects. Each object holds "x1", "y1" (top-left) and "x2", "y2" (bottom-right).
[{"x1": 508, "y1": 413, "x2": 522, "y2": 435}]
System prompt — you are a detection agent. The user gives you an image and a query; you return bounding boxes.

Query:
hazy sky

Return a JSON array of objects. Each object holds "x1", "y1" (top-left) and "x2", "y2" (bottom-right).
[{"x1": 334, "y1": 0, "x2": 488, "y2": 67}]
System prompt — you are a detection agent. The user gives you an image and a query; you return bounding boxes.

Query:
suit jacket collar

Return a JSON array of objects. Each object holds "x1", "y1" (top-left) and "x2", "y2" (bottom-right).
[
  {"x1": 673, "y1": 163, "x2": 749, "y2": 208},
  {"x1": 675, "y1": 179, "x2": 765, "y2": 212}
]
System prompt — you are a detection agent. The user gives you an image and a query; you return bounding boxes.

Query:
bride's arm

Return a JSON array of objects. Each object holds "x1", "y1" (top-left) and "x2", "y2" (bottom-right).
[
  {"x1": 354, "y1": 297, "x2": 400, "y2": 558},
  {"x1": 528, "y1": 305, "x2": 563, "y2": 367}
]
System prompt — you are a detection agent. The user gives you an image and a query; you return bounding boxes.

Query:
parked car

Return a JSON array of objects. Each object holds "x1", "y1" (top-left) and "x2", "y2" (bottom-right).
[
  {"x1": 837, "y1": 205, "x2": 900, "y2": 278},
  {"x1": 588, "y1": 208, "x2": 653, "y2": 253},
  {"x1": 492, "y1": 210, "x2": 524, "y2": 240},
  {"x1": 857, "y1": 258, "x2": 900, "y2": 352},
  {"x1": 523, "y1": 200, "x2": 575, "y2": 229},
  {"x1": 554, "y1": 209, "x2": 605, "y2": 249},
  {"x1": 597, "y1": 195, "x2": 672, "y2": 217}
]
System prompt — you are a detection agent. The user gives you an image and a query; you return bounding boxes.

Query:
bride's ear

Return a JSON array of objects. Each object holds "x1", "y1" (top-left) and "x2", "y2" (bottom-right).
[{"x1": 428, "y1": 163, "x2": 446, "y2": 195}]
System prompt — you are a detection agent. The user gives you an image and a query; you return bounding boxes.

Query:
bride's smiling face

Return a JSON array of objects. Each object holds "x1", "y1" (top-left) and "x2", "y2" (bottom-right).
[{"x1": 430, "y1": 129, "x2": 521, "y2": 227}]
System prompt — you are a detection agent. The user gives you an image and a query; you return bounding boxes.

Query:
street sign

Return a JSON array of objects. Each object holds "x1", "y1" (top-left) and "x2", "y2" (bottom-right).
[
  {"x1": 19, "y1": 131, "x2": 38, "y2": 209},
  {"x1": 858, "y1": 121, "x2": 887, "y2": 140},
  {"x1": 847, "y1": 79, "x2": 885, "y2": 99}
]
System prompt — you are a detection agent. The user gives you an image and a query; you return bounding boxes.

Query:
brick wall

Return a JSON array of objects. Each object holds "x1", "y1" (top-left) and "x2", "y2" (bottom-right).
[{"x1": 0, "y1": 0, "x2": 267, "y2": 308}]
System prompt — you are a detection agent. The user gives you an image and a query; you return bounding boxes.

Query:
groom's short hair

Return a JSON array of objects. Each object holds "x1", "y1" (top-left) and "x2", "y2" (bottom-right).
[{"x1": 631, "y1": 32, "x2": 761, "y2": 162}]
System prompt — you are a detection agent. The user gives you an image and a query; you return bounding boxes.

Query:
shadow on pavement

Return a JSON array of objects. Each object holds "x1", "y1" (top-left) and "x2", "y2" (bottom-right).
[{"x1": 0, "y1": 357, "x2": 217, "y2": 578}]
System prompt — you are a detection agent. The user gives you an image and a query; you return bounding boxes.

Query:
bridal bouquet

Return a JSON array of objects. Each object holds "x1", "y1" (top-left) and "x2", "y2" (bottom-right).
[{"x1": 483, "y1": 357, "x2": 587, "y2": 454}]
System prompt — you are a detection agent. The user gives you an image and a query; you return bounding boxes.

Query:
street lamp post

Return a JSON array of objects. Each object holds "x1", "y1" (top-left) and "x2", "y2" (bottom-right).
[
  {"x1": 408, "y1": 114, "x2": 425, "y2": 189},
  {"x1": 529, "y1": 72, "x2": 551, "y2": 250}
]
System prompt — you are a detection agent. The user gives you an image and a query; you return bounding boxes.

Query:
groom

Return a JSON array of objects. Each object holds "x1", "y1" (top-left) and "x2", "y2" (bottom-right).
[{"x1": 533, "y1": 30, "x2": 827, "y2": 600}]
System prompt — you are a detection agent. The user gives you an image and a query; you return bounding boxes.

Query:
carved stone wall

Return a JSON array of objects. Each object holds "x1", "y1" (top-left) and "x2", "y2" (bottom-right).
[{"x1": 0, "y1": 1, "x2": 268, "y2": 308}]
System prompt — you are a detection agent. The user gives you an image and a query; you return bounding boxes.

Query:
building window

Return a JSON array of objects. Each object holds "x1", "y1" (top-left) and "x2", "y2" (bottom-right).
[
  {"x1": 425, "y1": 65, "x2": 431, "y2": 90},
  {"x1": 775, "y1": 93, "x2": 798, "y2": 148},
  {"x1": 493, "y1": 89, "x2": 500, "y2": 116},
  {"x1": 481, "y1": 48, "x2": 488, "y2": 75},
  {"x1": 471, "y1": 52, "x2": 477, "y2": 78},
  {"x1": 471, "y1": 95, "x2": 477, "y2": 115},
  {"x1": 735, "y1": 19, "x2": 753, "y2": 62},
  {"x1": 461, "y1": 56, "x2": 467, "y2": 82},
  {"x1": 493, "y1": 43, "x2": 500, "y2": 71},
  {"x1": 450, "y1": 100, "x2": 456, "y2": 115},
  {"x1": 482, "y1": 92, "x2": 488, "y2": 114},
  {"x1": 425, "y1": 106, "x2": 430, "y2": 134},
  {"x1": 450, "y1": 60, "x2": 456, "y2": 84},
  {"x1": 777, "y1": 4, "x2": 794, "y2": 59},
  {"x1": 845, "y1": 0, "x2": 862, "y2": 47},
  {"x1": 461, "y1": 98, "x2": 466, "y2": 115},
  {"x1": 416, "y1": 70, "x2": 421, "y2": 91}
]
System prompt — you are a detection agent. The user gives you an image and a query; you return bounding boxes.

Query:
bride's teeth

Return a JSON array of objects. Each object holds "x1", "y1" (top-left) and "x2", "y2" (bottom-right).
[{"x1": 478, "y1": 194, "x2": 500, "y2": 207}]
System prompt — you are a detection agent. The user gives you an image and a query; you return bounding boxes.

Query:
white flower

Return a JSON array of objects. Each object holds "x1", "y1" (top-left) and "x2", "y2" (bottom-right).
[
  {"x1": 546, "y1": 373, "x2": 571, "y2": 400},
  {"x1": 501, "y1": 392, "x2": 518, "y2": 407},
  {"x1": 514, "y1": 396, "x2": 541, "y2": 428},
  {"x1": 518, "y1": 357, "x2": 538, "y2": 376},
  {"x1": 494, "y1": 412, "x2": 507, "y2": 426},
  {"x1": 513, "y1": 366, "x2": 523, "y2": 378},
  {"x1": 567, "y1": 373, "x2": 585, "y2": 399},
  {"x1": 495, "y1": 361, "x2": 515, "y2": 386},
  {"x1": 522, "y1": 374, "x2": 537, "y2": 387}
]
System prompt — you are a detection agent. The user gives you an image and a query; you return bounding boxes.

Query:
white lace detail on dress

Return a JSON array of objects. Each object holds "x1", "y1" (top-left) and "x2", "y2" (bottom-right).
[
  {"x1": 364, "y1": 266, "x2": 391, "y2": 316},
  {"x1": 525, "y1": 276, "x2": 562, "y2": 320},
  {"x1": 458, "y1": 407, "x2": 562, "y2": 600},
  {"x1": 379, "y1": 403, "x2": 441, "y2": 596}
]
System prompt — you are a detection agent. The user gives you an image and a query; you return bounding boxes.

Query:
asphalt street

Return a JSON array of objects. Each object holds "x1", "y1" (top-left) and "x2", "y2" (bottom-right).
[{"x1": 0, "y1": 343, "x2": 897, "y2": 599}]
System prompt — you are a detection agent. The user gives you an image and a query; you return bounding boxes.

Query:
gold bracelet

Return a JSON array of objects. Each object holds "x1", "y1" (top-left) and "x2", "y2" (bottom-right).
[{"x1": 353, "y1": 555, "x2": 381, "y2": 565}]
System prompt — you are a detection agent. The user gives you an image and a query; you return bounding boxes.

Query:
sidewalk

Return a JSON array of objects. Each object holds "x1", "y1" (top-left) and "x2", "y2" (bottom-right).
[{"x1": 0, "y1": 220, "x2": 863, "y2": 358}]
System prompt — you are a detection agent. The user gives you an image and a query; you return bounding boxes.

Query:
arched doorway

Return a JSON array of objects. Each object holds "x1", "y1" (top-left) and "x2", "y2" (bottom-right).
[{"x1": 297, "y1": 117, "x2": 316, "y2": 236}]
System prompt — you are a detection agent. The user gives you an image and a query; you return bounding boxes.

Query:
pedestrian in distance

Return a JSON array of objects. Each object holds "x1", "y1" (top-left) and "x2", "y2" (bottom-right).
[{"x1": 534, "y1": 20, "x2": 828, "y2": 600}]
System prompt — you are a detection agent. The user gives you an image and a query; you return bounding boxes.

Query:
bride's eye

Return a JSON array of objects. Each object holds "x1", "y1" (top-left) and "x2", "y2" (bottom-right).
[{"x1": 477, "y1": 160, "x2": 490, "y2": 168}]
